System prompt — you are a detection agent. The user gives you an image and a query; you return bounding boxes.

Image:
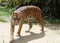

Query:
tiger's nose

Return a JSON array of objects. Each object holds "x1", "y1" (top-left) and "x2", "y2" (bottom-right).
[{"x1": 16, "y1": 20, "x2": 18, "y2": 23}]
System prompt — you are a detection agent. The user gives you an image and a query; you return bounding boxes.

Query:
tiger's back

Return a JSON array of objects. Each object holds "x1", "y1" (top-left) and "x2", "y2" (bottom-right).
[{"x1": 14, "y1": 5, "x2": 42, "y2": 19}]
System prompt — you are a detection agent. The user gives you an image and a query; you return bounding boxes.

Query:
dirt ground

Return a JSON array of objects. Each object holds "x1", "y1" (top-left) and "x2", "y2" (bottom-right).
[{"x1": 0, "y1": 22, "x2": 60, "y2": 43}]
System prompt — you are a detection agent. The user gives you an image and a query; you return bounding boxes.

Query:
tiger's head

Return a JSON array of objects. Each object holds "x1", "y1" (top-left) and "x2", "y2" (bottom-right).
[{"x1": 11, "y1": 12, "x2": 21, "y2": 25}]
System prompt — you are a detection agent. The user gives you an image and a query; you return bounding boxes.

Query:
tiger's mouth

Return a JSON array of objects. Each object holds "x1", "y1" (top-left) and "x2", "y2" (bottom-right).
[
  {"x1": 15, "y1": 23, "x2": 18, "y2": 25},
  {"x1": 14, "y1": 22, "x2": 19, "y2": 25}
]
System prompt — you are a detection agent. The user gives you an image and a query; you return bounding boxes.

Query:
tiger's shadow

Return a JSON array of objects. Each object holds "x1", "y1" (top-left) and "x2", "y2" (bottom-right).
[{"x1": 10, "y1": 31, "x2": 45, "y2": 43}]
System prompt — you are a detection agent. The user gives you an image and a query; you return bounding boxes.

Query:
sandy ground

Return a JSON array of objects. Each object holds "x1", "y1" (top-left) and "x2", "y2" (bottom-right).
[{"x1": 0, "y1": 22, "x2": 60, "y2": 43}]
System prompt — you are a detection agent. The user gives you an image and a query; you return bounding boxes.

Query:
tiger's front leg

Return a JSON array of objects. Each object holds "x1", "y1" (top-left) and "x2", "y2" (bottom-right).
[
  {"x1": 10, "y1": 23, "x2": 15, "y2": 41},
  {"x1": 17, "y1": 18, "x2": 24, "y2": 36}
]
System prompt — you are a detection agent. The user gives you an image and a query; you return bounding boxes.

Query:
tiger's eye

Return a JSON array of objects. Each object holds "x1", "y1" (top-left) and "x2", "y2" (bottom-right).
[
  {"x1": 18, "y1": 17, "x2": 20, "y2": 20},
  {"x1": 18, "y1": 16, "x2": 20, "y2": 20},
  {"x1": 13, "y1": 17, "x2": 16, "y2": 20}
]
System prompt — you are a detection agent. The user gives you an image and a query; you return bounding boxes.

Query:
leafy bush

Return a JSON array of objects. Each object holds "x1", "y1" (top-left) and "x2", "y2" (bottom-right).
[
  {"x1": 0, "y1": 18, "x2": 7, "y2": 22},
  {"x1": 0, "y1": 6, "x2": 11, "y2": 16},
  {"x1": 6, "y1": 0, "x2": 60, "y2": 19},
  {"x1": 0, "y1": 0, "x2": 60, "y2": 24}
]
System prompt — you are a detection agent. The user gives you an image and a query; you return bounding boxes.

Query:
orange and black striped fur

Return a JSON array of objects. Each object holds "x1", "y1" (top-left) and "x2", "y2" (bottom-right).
[{"x1": 10, "y1": 5, "x2": 44, "y2": 38}]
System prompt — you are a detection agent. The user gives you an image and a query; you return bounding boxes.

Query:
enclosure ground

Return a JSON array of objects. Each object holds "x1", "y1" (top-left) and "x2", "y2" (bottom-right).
[{"x1": 0, "y1": 22, "x2": 60, "y2": 43}]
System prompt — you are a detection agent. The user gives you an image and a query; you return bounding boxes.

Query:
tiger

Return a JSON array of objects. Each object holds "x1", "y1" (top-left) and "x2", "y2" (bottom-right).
[{"x1": 10, "y1": 5, "x2": 44, "y2": 38}]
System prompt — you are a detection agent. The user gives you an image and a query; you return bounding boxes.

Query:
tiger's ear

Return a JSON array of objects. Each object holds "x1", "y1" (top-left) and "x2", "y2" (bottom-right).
[
  {"x1": 10, "y1": 12, "x2": 14, "y2": 18},
  {"x1": 11, "y1": 12, "x2": 14, "y2": 16},
  {"x1": 12, "y1": 12, "x2": 14, "y2": 14}
]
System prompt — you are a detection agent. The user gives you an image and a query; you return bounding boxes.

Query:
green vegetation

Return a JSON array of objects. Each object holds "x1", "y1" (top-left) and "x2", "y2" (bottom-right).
[
  {"x1": 44, "y1": 19, "x2": 60, "y2": 24},
  {"x1": 7, "y1": 0, "x2": 60, "y2": 19},
  {"x1": 0, "y1": 0, "x2": 60, "y2": 24},
  {"x1": 0, "y1": 11, "x2": 10, "y2": 16},
  {"x1": 0, "y1": 18, "x2": 7, "y2": 22},
  {"x1": 0, "y1": 0, "x2": 2, "y2": 2},
  {"x1": 0, "y1": 6, "x2": 11, "y2": 16}
]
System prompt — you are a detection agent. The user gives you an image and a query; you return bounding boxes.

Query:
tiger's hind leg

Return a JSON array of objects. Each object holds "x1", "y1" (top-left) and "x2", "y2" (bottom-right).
[{"x1": 36, "y1": 17, "x2": 44, "y2": 32}]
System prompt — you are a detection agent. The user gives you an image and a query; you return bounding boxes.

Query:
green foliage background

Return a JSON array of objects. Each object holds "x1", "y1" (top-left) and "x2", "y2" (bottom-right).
[
  {"x1": 0, "y1": 0, "x2": 60, "y2": 24},
  {"x1": 6, "y1": 0, "x2": 60, "y2": 19}
]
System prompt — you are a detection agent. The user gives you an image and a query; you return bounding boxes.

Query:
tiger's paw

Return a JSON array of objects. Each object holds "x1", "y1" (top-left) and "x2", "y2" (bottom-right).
[
  {"x1": 40, "y1": 29, "x2": 44, "y2": 32},
  {"x1": 25, "y1": 30, "x2": 30, "y2": 33},
  {"x1": 10, "y1": 35, "x2": 14, "y2": 43},
  {"x1": 17, "y1": 34, "x2": 21, "y2": 37}
]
